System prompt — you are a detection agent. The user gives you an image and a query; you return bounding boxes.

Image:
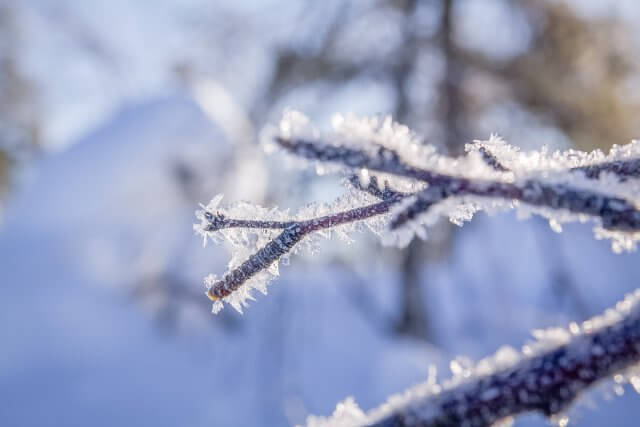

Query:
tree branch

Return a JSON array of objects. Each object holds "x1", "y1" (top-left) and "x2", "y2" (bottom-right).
[
  {"x1": 368, "y1": 297, "x2": 640, "y2": 427},
  {"x1": 573, "y1": 158, "x2": 640, "y2": 180},
  {"x1": 477, "y1": 144, "x2": 640, "y2": 180},
  {"x1": 204, "y1": 195, "x2": 404, "y2": 302},
  {"x1": 200, "y1": 131, "x2": 640, "y2": 310},
  {"x1": 275, "y1": 135, "x2": 640, "y2": 232}
]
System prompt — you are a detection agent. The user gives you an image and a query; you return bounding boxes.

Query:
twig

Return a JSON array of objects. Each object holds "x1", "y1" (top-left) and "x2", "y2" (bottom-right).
[
  {"x1": 573, "y1": 158, "x2": 640, "y2": 180},
  {"x1": 275, "y1": 136, "x2": 640, "y2": 232},
  {"x1": 205, "y1": 196, "x2": 403, "y2": 301},
  {"x1": 478, "y1": 145, "x2": 640, "y2": 179}
]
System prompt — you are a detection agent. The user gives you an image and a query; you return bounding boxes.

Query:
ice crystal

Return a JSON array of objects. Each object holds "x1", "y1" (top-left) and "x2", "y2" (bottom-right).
[{"x1": 303, "y1": 397, "x2": 367, "y2": 427}]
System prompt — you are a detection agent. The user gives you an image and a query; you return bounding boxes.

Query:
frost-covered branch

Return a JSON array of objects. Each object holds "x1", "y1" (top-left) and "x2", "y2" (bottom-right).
[
  {"x1": 275, "y1": 127, "x2": 640, "y2": 233},
  {"x1": 478, "y1": 143, "x2": 640, "y2": 181},
  {"x1": 195, "y1": 110, "x2": 640, "y2": 425},
  {"x1": 196, "y1": 111, "x2": 640, "y2": 313},
  {"x1": 196, "y1": 191, "x2": 405, "y2": 312},
  {"x1": 388, "y1": 174, "x2": 640, "y2": 232},
  {"x1": 306, "y1": 291, "x2": 640, "y2": 427},
  {"x1": 477, "y1": 146, "x2": 509, "y2": 172},
  {"x1": 202, "y1": 210, "x2": 296, "y2": 231},
  {"x1": 573, "y1": 158, "x2": 640, "y2": 180},
  {"x1": 346, "y1": 174, "x2": 410, "y2": 201}
]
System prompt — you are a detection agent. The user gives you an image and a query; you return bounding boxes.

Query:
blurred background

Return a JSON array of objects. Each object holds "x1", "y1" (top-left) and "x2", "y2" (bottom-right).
[{"x1": 1, "y1": 0, "x2": 640, "y2": 425}]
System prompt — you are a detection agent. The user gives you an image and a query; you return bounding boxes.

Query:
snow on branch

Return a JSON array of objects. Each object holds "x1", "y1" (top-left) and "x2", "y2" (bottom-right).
[
  {"x1": 194, "y1": 188, "x2": 406, "y2": 313},
  {"x1": 305, "y1": 290, "x2": 640, "y2": 427},
  {"x1": 274, "y1": 114, "x2": 640, "y2": 235},
  {"x1": 574, "y1": 159, "x2": 640, "y2": 180},
  {"x1": 196, "y1": 111, "x2": 640, "y2": 313},
  {"x1": 194, "y1": 110, "x2": 640, "y2": 426}
]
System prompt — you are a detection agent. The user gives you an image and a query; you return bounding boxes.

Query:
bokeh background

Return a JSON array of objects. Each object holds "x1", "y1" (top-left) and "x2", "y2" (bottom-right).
[{"x1": 2, "y1": 1, "x2": 640, "y2": 426}]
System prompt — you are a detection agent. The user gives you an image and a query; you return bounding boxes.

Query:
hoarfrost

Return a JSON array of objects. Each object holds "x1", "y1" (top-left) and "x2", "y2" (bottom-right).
[
  {"x1": 197, "y1": 111, "x2": 640, "y2": 314},
  {"x1": 307, "y1": 289, "x2": 640, "y2": 426},
  {"x1": 194, "y1": 188, "x2": 395, "y2": 313},
  {"x1": 273, "y1": 111, "x2": 640, "y2": 252},
  {"x1": 303, "y1": 397, "x2": 366, "y2": 427}
]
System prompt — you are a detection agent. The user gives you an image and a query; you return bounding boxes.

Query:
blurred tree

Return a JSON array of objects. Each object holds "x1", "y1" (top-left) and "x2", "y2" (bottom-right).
[
  {"x1": 0, "y1": 2, "x2": 39, "y2": 208},
  {"x1": 457, "y1": 0, "x2": 639, "y2": 152}
]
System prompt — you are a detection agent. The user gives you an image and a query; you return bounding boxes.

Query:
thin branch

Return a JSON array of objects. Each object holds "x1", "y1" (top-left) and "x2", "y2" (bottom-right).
[
  {"x1": 389, "y1": 186, "x2": 447, "y2": 230},
  {"x1": 205, "y1": 196, "x2": 403, "y2": 301},
  {"x1": 478, "y1": 146, "x2": 509, "y2": 172},
  {"x1": 275, "y1": 136, "x2": 445, "y2": 184},
  {"x1": 478, "y1": 145, "x2": 640, "y2": 179},
  {"x1": 369, "y1": 303, "x2": 640, "y2": 427},
  {"x1": 392, "y1": 176, "x2": 640, "y2": 231},
  {"x1": 346, "y1": 174, "x2": 410, "y2": 201},
  {"x1": 275, "y1": 136, "x2": 640, "y2": 232},
  {"x1": 204, "y1": 138, "x2": 640, "y2": 304},
  {"x1": 573, "y1": 158, "x2": 640, "y2": 180},
  {"x1": 207, "y1": 224, "x2": 304, "y2": 300},
  {"x1": 203, "y1": 210, "x2": 295, "y2": 231}
]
